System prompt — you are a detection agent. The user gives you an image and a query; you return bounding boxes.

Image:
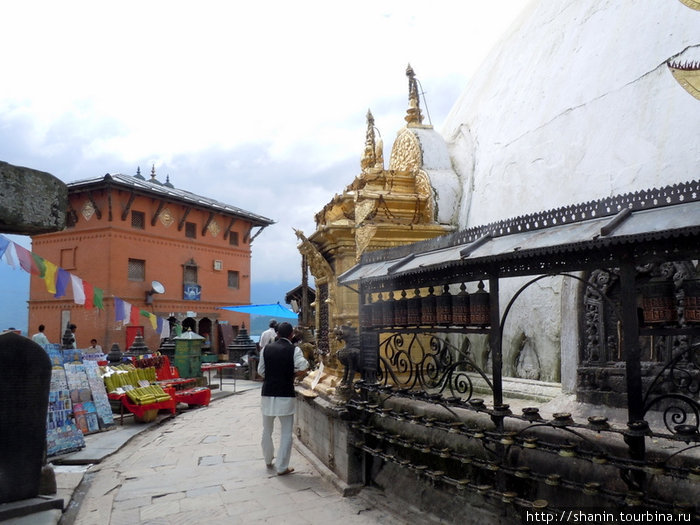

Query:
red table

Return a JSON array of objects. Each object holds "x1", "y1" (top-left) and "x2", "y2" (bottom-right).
[{"x1": 201, "y1": 362, "x2": 240, "y2": 392}]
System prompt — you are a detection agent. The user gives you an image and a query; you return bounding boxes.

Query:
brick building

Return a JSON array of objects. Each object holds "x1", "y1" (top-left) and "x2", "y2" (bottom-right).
[{"x1": 28, "y1": 169, "x2": 273, "y2": 353}]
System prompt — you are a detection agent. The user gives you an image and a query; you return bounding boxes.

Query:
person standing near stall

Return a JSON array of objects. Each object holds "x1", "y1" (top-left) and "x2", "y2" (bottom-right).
[
  {"x1": 31, "y1": 324, "x2": 50, "y2": 346},
  {"x1": 257, "y1": 321, "x2": 308, "y2": 476}
]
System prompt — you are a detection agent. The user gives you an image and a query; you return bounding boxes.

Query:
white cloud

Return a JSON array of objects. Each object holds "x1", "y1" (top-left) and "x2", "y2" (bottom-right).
[{"x1": 0, "y1": 0, "x2": 526, "y2": 297}]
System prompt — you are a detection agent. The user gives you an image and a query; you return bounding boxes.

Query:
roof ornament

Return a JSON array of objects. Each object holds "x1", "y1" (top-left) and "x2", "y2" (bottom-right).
[
  {"x1": 164, "y1": 175, "x2": 174, "y2": 188},
  {"x1": 134, "y1": 166, "x2": 145, "y2": 180},
  {"x1": 405, "y1": 64, "x2": 423, "y2": 126},
  {"x1": 360, "y1": 109, "x2": 384, "y2": 172},
  {"x1": 149, "y1": 164, "x2": 162, "y2": 185}
]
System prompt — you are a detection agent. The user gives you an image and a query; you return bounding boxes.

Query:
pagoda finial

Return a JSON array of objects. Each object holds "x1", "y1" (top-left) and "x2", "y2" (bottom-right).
[
  {"x1": 360, "y1": 109, "x2": 384, "y2": 172},
  {"x1": 405, "y1": 63, "x2": 423, "y2": 125},
  {"x1": 164, "y1": 174, "x2": 174, "y2": 188},
  {"x1": 149, "y1": 164, "x2": 162, "y2": 185},
  {"x1": 134, "y1": 166, "x2": 145, "y2": 180}
]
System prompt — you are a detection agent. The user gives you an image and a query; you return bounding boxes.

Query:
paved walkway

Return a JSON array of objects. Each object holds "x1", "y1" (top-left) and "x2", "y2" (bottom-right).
[{"x1": 64, "y1": 383, "x2": 438, "y2": 525}]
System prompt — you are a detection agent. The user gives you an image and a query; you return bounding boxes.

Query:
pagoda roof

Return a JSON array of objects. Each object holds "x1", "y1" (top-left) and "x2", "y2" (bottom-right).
[{"x1": 67, "y1": 173, "x2": 273, "y2": 227}]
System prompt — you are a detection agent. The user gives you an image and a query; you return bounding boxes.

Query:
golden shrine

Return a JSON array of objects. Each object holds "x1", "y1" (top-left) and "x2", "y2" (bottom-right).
[{"x1": 296, "y1": 65, "x2": 457, "y2": 394}]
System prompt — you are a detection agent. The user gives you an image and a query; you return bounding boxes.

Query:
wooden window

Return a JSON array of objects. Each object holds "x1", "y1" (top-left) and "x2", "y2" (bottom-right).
[
  {"x1": 128, "y1": 258, "x2": 145, "y2": 281},
  {"x1": 228, "y1": 270, "x2": 239, "y2": 289},
  {"x1": 185, "y1": 222, "x2": 197, "y2": 239},
  {"x1": 131, "y1": 211, "x2": 145, "y2": 229},
  {"x1": 60, "y1": 248, "x2": 76, "y2": 269},
  {"x1": 183, "y1": 261, "x2": 198, "y2": 284},
  {"x1": 229, "y1": 232, "x2": 239, "y2": 246}
]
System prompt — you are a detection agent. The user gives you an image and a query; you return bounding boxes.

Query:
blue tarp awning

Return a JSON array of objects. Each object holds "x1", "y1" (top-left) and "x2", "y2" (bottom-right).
[{"x1": 218, "y1": 302, "x2": 298, "y2": 319}]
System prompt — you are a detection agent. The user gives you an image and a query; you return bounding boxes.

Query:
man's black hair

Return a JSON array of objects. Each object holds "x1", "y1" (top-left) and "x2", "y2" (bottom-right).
[{"x1": 276, "y1": 322, "x2": 294, "y2": 339}]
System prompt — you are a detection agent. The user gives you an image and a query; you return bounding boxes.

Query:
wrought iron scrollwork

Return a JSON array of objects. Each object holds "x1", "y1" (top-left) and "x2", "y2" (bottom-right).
[
  {"x1": 376, "y1": 332, "x2": 492, "y2": 401},
  {"x1": 643, "y1": 340, "x2": 700, "y2": 437}
]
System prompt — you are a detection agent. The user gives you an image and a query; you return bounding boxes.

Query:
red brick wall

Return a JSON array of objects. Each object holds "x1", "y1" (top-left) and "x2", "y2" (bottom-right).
[{"x1": 29, "y1": 186, "x2": 254, "y2": 352}]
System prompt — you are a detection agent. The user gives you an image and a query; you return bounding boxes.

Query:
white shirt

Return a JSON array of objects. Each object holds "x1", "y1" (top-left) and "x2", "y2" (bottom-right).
[
  {"x1": 32, "y1": 332, "x2": 50, "y2": 346},
  {"x1": 259, "y1": 327, "x2": 277, "y2": 351},
  {"x1": 258, "y1": 341, "x2": 309, "y2": 416}
]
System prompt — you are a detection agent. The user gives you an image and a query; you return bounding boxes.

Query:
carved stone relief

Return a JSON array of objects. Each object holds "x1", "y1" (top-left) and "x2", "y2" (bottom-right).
[{"x1": 81, "y1": 201, "x2": 95, "y2": 221}]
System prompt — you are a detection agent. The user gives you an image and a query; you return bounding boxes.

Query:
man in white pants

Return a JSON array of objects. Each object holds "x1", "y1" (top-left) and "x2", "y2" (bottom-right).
[{"x1": 257, "y1": 321, "x2": 308, "y2": 475}]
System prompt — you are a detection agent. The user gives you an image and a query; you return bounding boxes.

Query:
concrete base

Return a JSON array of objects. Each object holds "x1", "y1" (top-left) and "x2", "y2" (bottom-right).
[
  {"x1": 0, "y1": 496, "x2": 63, "y2": 523},
  {"x1": 295, "y1": 389, "x2": 364, "y2": 489}
]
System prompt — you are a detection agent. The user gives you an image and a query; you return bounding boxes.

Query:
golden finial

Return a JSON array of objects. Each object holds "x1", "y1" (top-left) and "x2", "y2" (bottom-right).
[{"x1": 405, "y1": 64, "x2": 423, "y2": 125}]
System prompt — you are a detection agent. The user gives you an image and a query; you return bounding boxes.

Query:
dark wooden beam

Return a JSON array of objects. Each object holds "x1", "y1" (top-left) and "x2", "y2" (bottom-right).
[
  {"x1": 107, "y1": 189, "x2": 113, "y2": 222},
  {"x1": 177, "y1": 207, "x2": 192, "y2": 231},
  {"x1": 223, "y1": 218, "x2": 237, "y2": 240},
  {"x1": 151, "y1": 201, "x2": 166, "y2": 226},
  {"x1": 87, "y1": 191, "x2": 102, "y2": 220},
  {"x1": 121, "y1": 192, "x2": 136, "y2": 221},
  {"x1": 201, "y1": 212, "x2": 215, "y2": 236}
]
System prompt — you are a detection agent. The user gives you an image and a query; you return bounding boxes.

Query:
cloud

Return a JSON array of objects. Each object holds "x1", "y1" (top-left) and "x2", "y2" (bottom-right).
[{"x1": 0, "y1": 1, "x2": 527, "y2": 319}]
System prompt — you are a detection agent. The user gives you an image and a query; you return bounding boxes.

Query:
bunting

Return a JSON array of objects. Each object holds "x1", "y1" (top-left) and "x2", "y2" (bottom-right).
[
  {"x1": 31, "y1": 253, "x2": 47, "y2": 278},
  {"x1": 15, "y1": 244, "x2": 40, "y2": 275},
  {"x1": 3, "y1": 241, "x2": 18, "y2": 269},
  {"x1": 114, "y1": 297, "x2": 126, "y2": 323},
  {"x1": 129, "y1": 304, "x2": 140, "y2": 326},
  {"x1": 43, "y1": 260, "x2": 58, "y2": 295},
  {"x1": 93, "y1": 286, "x2": 104, "y2": 310},
  {"x1": 0, "y1": 236, "x2": 8, "y2": 259},
  {"x1": 0, "y1": 234, "x2": 173, "y2": 339},
  {"x1": 70, "y1": 274, "x2": 86, "y2": 305},
  {"x1": 55, "y1": 268, "x2": 70, "y2": 298},
  {"x1": 83, "y1": 281, "x2": 94, "y2": 309}
]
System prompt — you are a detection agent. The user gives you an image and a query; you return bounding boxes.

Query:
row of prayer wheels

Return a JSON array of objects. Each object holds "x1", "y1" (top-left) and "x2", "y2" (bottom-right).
[{"x1": 361, "y1": 282, "x2": 491, "y2": 329}]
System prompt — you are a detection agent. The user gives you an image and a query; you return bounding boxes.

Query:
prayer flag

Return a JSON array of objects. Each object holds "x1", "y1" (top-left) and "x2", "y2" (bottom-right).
[
  {"x1": 70, "y1": 274, "x2": 86, "y2": 305},
  {"x1": 140, "y1": 310, "x2": 157, "y2": 330},
  {"x1": 54, "y1": 268, "x2": 70, "y2": 298},
  {"x1": 129, "y1": 304, "x2": 140, "y2": 325},
  {"x1": 3, "y1": 242, "x2": 18, "y2": 269},
  {"x1": 114, "y1": 297, "x2": 126, "y2": 322},
  {"x1": 15, "y1": 244, "x2": 40, "y2": 275},
  {"x1": 158, "y1": 317, "x2": 170, "y2": 339},
  {"x1": 83, "y1": 281, "x2": 94, "y2": 309},
  {"x1": 93, "y1": 287, "x2": 104, "y2": 310},
  {"x1": 43, "y1": 260, "x2": 58, "y2": 294},
  {"x1": 0, "y1": 235, "x2": 8, "y2": 259},
  {"x1": 31, "y1": 253, "x2": 47, "y2": 278}
]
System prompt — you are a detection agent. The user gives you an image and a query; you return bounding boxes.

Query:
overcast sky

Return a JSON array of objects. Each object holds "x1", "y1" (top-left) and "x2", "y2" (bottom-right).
[{"x1": 0, "y1": 1, "x2": 526, "y2": 333}]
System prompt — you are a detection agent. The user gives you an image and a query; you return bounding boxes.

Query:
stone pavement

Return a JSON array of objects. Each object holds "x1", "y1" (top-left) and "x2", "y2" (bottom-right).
[{"x1": 47, "y1": 379, "x2": 441, "y2": 525}]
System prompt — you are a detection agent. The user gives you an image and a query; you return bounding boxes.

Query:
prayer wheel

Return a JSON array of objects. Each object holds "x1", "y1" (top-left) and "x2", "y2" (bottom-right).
[
  {"x1": 360, "y1": 294, "x2": 373, "y2": 328},
  {"x1": 640, "y1": 279, "x2": 677, "y2": 325},
  {"x1": 470, "y1": 281, "x2": 490, "y2": 326},
  {"x1": 407, "y1": 289, "x2": 422, "y2": 326},
  {"x1": 683, "y1": 279, "x2": 700, "y2": 323},
  {"x1": 372, "y1": 293, "x2": 385, "y2": 327},
  {"x1": 394, "y1": 290, "x2": 408, "y2": 327},
  {"x1": 451, "y1": 283, "x2": 470, "y2": 326},
  {"x1": 421, "y1": 287, "x2": 437, "y2": 326},
  {"x1": 382, "y1": 291, "x2": 396, "y2": 327},
  {"x1": 436, "y1": 284, "x2": 452, "y2": 325}
]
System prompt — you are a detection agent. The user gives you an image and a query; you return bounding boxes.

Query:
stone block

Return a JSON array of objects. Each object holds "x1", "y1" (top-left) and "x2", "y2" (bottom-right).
[{"x1": 0, "y1": 161, "x2": 67, "y2": 234}]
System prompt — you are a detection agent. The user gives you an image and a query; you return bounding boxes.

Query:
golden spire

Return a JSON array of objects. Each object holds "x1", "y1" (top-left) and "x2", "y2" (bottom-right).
[
  {"x1": 404, "y1": 64, "x2": 423, "y2": 125},
  {"x1": 360, "y1": 109, "x2": 384, "y2": 173}
]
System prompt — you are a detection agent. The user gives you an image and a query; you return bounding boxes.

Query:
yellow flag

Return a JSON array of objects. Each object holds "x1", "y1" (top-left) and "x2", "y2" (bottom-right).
[{"x1": 43, "y1": 260, "x2": 58, "y2": 294}]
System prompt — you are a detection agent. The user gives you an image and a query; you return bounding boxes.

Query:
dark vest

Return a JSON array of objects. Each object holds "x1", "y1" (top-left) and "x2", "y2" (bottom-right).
[{"x1": 261, "y1": 339, "x2": 295, "y2": 398}]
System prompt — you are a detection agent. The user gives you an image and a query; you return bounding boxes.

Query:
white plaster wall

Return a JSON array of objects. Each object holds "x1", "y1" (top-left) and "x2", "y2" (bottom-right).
[
  {"x1": 411, "y1": 128, "x2": 462, "y2": 226},
  {"x1": 444, "y1": 0, "x2": 700, "y2": 225},
  {"x1": 441, "y1": 0, "x2": 700, "y2": 389}
]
